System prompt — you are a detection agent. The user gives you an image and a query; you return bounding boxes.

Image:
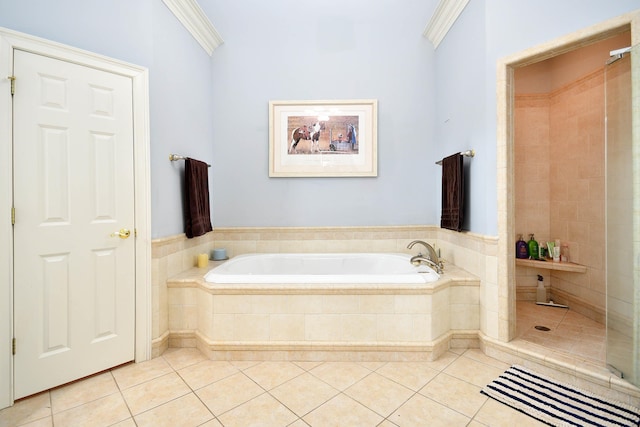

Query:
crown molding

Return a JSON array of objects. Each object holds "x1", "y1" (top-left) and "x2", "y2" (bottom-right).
[
  {"x1": 162, "y1": 0, "x2": 223, "y2": 56},
  {"x1": 423, "y1": 0, "x2": 469, "y2": 49}
]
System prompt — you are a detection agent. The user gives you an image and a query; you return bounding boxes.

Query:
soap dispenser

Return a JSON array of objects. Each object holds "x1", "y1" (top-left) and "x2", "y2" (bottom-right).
[
  {"x1": 516, "y1": 235, "x2": 528, "y2": 259},
  {"x1": 527, "y1": 234, "x2": 539, "y2": 260},
  {"x1": 536, "y1": 275, "x2": 545, "y2": 303}
]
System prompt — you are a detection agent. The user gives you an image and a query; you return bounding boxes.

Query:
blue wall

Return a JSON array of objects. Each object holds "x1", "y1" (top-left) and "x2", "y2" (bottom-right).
[
  {"x1": 1, "y1": 1, "x2": 638, "y2": 237},
  {"x1": 0, "y1": 0, "x2": 214, "y2": 239},
  {"x1": 200, "y1": 0, "x2": 439, "y2": 227},
  {"x1": 434, "y1": 0, "x2": 640, "y2": 235}
]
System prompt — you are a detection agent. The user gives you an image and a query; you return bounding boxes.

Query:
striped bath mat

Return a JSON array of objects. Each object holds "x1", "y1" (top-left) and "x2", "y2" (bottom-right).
[{"x1": 481, "y1": 365, "x2": 640, "y2": 427}]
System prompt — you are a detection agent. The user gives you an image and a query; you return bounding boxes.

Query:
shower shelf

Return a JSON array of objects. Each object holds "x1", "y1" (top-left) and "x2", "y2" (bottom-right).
[{"x1": 515, "y1": 258, "x2": 587, "y2": 273}]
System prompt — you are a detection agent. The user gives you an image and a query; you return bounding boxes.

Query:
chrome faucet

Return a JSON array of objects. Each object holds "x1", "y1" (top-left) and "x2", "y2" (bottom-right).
[{"x1": 407, "y1": 240, "x2": 444, "y2": 274}]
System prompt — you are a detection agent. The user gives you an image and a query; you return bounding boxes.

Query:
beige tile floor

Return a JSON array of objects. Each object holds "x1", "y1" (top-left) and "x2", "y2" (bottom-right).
[
  {"x1": 516, "y1": 300, "x2": 606, "y2": 364},
  {"x1": 0, "y1": 346, "x2": 549, "y2": 427}
]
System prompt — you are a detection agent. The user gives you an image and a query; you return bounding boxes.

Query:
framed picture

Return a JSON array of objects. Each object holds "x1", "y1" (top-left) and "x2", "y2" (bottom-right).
[{"x1": 269, "y1": 99, "x2": 378, "y2": 177}]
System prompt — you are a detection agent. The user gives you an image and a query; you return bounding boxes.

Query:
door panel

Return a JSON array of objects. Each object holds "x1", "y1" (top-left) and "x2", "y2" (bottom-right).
[
  {"x1": 13, "y1": 49, "x2": 135, "y2": 399},
  {"x1": 605, "y1": 44, "x2": 638, "y2": 386}
]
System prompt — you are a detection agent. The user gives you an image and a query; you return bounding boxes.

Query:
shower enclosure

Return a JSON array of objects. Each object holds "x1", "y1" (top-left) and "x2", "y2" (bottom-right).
[{"x1": 605, "y1": 44, "x2": 639, "y2": 386}]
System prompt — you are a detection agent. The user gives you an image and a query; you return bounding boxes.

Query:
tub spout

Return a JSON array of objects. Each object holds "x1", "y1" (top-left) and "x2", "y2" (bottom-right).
[
  {"x1": 407, "y1": 240, "x2": 443, "y2": 273},
  {"x1": 410, "y1": 255, "x2": 443, "y2": 273}
]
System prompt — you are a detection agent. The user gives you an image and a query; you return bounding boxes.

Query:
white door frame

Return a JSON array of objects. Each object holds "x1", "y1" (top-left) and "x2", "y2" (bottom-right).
[{"x1": 0, "y1": 27, "x2": 152, "y2": 409}]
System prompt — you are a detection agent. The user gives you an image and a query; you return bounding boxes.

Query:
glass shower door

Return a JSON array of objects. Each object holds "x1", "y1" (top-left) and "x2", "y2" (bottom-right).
[{"x1": 605, "y1": 44, "x2": 638, "y2": 386}]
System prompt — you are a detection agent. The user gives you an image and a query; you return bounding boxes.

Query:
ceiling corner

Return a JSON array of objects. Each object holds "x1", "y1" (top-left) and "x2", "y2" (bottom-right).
[
  {"x1": 162, "y1": 0, "x2": 224, "y2": 56},
  {"x1": 423, "y1": 0, "x2": 470, "y2": 49}
]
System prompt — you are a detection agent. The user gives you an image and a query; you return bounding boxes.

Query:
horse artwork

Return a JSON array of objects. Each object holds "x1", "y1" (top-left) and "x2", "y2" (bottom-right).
[
  {"x1": 309, "y1": 122, "x2": 321, "y2": 153},
  {"x1": 289, "y1": 125, "x2": 310, "y2": 153},
  {"x1": 269, "y1": 99, "x2": 377, "y2": 177},
  {"x1": 286, "y1": 116, "x2": 356, "y2": 154}
]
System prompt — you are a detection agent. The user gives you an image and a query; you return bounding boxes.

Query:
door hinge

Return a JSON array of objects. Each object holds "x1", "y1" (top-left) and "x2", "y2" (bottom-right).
[
  {"x1": 7, "y1": 76, "x2": 15, "y2": 96},
  {"x1": 11, "y1": 207, "x2": 15, "y2": 225},
  {"x1": 12, "y1": 338, "x2": 15, "y2": 355}
]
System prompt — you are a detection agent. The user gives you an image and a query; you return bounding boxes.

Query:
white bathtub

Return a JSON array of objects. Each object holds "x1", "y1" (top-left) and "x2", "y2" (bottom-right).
[{"x1": 204, "y1": 253, "x2": 439, "y2": 285}]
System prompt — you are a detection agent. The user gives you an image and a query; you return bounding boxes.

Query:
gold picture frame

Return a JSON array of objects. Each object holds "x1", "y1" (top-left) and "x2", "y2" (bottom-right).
[{"x1": 269, "y1": 99, "x2": 378, "y2": 177}]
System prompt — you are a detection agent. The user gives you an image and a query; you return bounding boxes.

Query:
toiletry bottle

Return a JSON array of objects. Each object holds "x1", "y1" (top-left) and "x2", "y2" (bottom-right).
[
  {"x1": 527, "y1": 234, "x2": 539, "y2": 260},
  {"x1": 516, "y1": 235, "x2": 528, "y2": 259},
  {"x1": 553, "y1": 239, "x2": 561, "y2": 262},
  {"x1": 560, "y1": 243, "x2": 570, "y2": 263},
  {"x1": 536, "y1": 275, "x2": 545, "y2": 303}
]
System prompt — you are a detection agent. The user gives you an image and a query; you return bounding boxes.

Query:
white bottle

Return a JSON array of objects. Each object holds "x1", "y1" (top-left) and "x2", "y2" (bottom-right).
[{"x1": 536, "y1": 275, "x2": 546, "y2": 303}]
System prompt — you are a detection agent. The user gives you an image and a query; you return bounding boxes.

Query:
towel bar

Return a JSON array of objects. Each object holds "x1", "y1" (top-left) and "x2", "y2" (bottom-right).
[
  {"x1": 435, "y1": 149, "x2": 475, "y2": 165},
  {"x1": 169, "y1": 154, "x2": 211, "y2": 167}
]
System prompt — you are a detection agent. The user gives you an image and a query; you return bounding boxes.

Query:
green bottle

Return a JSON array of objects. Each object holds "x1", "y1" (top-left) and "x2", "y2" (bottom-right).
[{"x1": 528, "y1": 234, "x2": 539, "y2": 260}]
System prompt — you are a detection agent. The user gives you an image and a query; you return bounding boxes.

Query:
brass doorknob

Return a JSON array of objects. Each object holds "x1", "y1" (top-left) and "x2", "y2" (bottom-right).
[{"x1": 111, "y1": 228, "x2": 131, "y2": 239}]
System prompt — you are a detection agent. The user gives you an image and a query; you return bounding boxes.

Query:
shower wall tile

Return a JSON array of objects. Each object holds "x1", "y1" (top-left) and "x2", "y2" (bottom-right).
[{"x1": 515, "y1": 68, "x2": 606, "y2": 319}]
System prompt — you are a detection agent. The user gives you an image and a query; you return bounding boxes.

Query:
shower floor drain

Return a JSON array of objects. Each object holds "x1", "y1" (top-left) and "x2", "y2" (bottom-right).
[{"x1": 535, "y1": 325, "x2": 551, "y2": 331}]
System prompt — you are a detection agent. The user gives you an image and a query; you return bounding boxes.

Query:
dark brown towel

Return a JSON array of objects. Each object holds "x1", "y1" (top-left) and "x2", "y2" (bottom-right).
[
  {"x1": 440, "y1": 153, "x2": 464, "y2": 231},
  {"x1": 184, "y1": 158, "x2": 212, "y2": 238}
]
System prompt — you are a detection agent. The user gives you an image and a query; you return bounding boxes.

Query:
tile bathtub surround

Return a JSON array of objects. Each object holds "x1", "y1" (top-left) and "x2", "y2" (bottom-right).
[
  {"x1": 1, "y1": 346, "x2": 559, "y2": 427},
  {"x1": 166, "y1": 263, "x2": 481, "y2": 361},
  {"x1": 152, "y1": 226, "x2": 499, "y2": 355},
  {"x1": 152, "y1": 231, "x2": 216, "y2": 356}
]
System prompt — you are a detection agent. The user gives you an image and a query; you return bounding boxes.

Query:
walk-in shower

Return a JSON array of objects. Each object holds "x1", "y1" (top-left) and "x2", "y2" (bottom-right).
[{"x1": 510, "y1": 28, "x2": 640, "y2": 389}]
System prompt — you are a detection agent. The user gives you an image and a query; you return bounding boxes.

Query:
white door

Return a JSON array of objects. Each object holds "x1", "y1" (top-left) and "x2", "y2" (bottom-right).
[{"x1": 12, "y1": 49, "x2": 136, "y2": 399}]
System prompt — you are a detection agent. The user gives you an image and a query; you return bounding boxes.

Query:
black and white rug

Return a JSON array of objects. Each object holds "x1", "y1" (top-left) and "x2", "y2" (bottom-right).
[{"x1": 481, "y1": 365, "x2": 640, "y2": 427}]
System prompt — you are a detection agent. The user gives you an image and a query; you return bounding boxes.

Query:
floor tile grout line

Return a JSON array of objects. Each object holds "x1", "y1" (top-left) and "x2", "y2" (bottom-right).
[
  {"x1": 117, "y1": 358, "x2": 212, "y2": 424},
  {"x1": 414, "y1": 384, "x2": 477, "y2": 424},
  {"x1": 164, "y1": 353, "x2": 227, "y2": 427},
  {"x1": 48, "y1": 387, "x2": 131, "y2": 423},
  {"x1": 47, "y1": 390, "x2": 53, "y2": 424},
  {"x1": 264, "y1": 380, "x2": 340, "y2": 421},
  {"x1": 109, "y1": 369, "x2": 137, "y2": 426},
  {"x1": 235, "y1": 362, "x2": 339, "y2": 422},
  {"x1": 342, "y1": 368, "x2": 420, "y2": 419},
  {"x1": 110, "y1": 360, "x2": 175, "y2": 392},
  {"x1": 467, "y1": 390, "x2": 493, "y2": 422},
  {"x1": 358, "y1": 383, "x2": 421, "y2": 421},
  {"x1": 175, "y1": 370, "x2": 223, "y2": 426}
]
